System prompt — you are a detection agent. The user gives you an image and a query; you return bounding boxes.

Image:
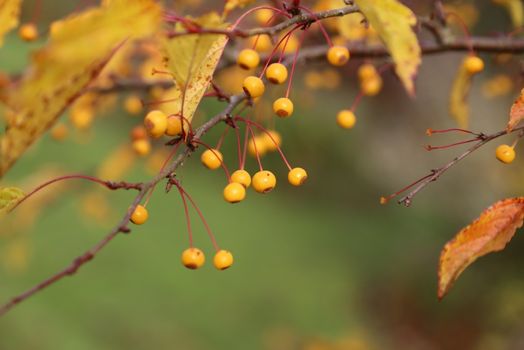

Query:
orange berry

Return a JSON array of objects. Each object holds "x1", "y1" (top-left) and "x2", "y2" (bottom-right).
[
  {"x1": 336, "y1": 110, "x2": 356, "y2": 129},
  {"x1": 201, "y1": 149, "x2": 223, "y2": 170},
  {"x1": 495, "y1": 144, "x2": 515, "y2": 164},
  {"x1": 130, "y1": 125, "x2": 148, "y2": 141},
  {"x1": 252, "y1": 170, "x2": 277, "y2": 193},
  {"x1": 124, "y1": 95, "x2": 143, "y2": 115},
  {"x1": 248, "y1": 135, "x2": 267, "y2": 157},
  {"x1": 231, "y1": 169, "x2": 251, "y2": 188},
  {"x1": 288, "y1": 167, "x2": 308, "y2": 186},
  {"x1": 70, "y1": 108, "x2": 94, "y2": 130},
  {"x1": 144, "y1": 110, "x2": 168, "y2": 138},
  {"x1": 181, "y1": 247, "x2": 205, "y2": 269},
  {"x1": 249, "y1": 34, "x2": 272, "y2": 52},
  {"x1": 265, "y1": 63, "x2": 288, "y2": 84},
  {"x1": 213, "y1": 250, "x2": 234, "y2": 270},
  {"x1": 261, "y1": 130, "x2": 282, "y2": 152},
  {"x1": 242, "y1": 76, "x2": 265, "y2": 98},
  {"x1": 132, "y1": 139, "x2": 151, "y2": 156},
  {"x1": 327, "y1": 46, "x2": 350, "y2": 66},
  {"x1": 358, "y1": 63, "x2": 377, "y2": 81},
  {"x1": 464, "y1": 55, "x2": 484, "y2": 74},
  {"x1": 223, "y1": 182, "x2": 246, "y2": 203},
  {"x1": 361, "y1": 75, "x2": 382, "y2": 96},
  {"x1": 19, "y1": 23, "x2": 38, "y2": 42},
  {"x1": 237, "y1": 49, "x2": 260, "y2": 70},
  {"x1": 255, "y1": 8, "x2": 273, "y2": 24},
  {"x1": 273, "y1": 97, "x2": 294, "y2": 118},
  {"x1": 130, "y1": 205, "x2": 148, "y2": 225},
  {"x1": 50, "y1": 123, "x2": 68, "y2": 141},
  {"x1": 165, "y1": 115, "x2": 185, "y2": 136}
]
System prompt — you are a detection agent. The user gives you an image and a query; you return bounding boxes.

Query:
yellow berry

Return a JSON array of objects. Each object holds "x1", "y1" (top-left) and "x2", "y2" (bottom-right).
[
  {"x1": 464, "y1": 55, "x2": 484, "y2": 74},
  {"x1": 144, "y1": 110, "x2": 168, "y2": 138},
  {"x1": 124, "y1": 95, "x2": 143, "y2": 115},
  {"x1": 252, "y1": 170, "x2": 277, "y2": 193},
  {"x1": 496, "y1": 144, "x2": 515, "y2": 164},
  {"x1": 70, "y1": 108, "x2": 94, "y2": 130},
  {"x1": 223, "y1": 182, "x2": 246, "y2": 203},
  {"x1": 132, "y1": 139, "x2": 151, "y2": 156},
  {"x1": 261, "y1": 130, "x2": 282, "y2": 152},
  {"x1": 50, "y1": 123, "x2": 68, "y2": 141},
  {"x1": 265, "y1": 63, "x2": 288, "y2": 84},
  {"x1": 361, "y1": 75, "x2": 382, "y2": 96},
  {"x1": 336, "y1": 110, "x2": 356, "y2": 129},
  {"x1": 130, "y1": 205, "x2": 148, "y2": 225},
  {"x1": 358, "y1": 63, "x2": 377, "y2": 81},
  {"x1": 231, "y1": 169, "x2": 251, "y2": 188},
  {"x1": 237, "y1": 49, "x2": 260, "y2": 70},
  {"x1": 213, "y1": 250, "x2": 234, "y2": 270},
  {"x1": 327, "y1": 45, "x2": 350, "y2": 66},
  {"x1": 201, "y1": 149, "x2": 223, "y2": 170},
  {"x1": 248, "y1": 136, "x2": 267, "y2": 157},
  {"x1": 19, "y1": 23, "x2": 38, "y2": 42},
  {"x1": 273, "y1": 97, "x2": 294, "y2": 118},
  {"x1": 181, "y1": 247, "x2": 205, "y2": 269},
  {"x1": 255, "y1": 8, "x2": 273, "y2": 24},
  {"x1": 249, "y1": 34, "x2": 272, "y2": 52},
  {"x1": 165, "y1": 115, "x2": 185, "y2": 136},
  {"x1": 288, "y1": 167, "x2": 308, "y2": 186},
  {"x1": 242, "y1": 76, "x2": 265, "y2": 98},
  {"x1": 130, "y1": 125, "x2": 148, "y2": 141}
]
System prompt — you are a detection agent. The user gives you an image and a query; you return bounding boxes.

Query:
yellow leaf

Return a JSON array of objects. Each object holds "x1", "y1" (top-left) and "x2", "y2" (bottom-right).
[
  {"x1": 0, "y1": 0, "x2": 162, "y2": 177},
  {"x1": 223, "y1": 0, "x2": 255, "y2": 17},
  {"x1": 438, "y1": 198, "x2": 524, "y2": 299},
  {"x1": 507, "y1": 88, "x2": 524, "y2": 132},
  {"x1": 163, "y1": 12, "x2": 229, "y2": 122},
  {"x1": 492, "y1": 0, "x2": 523, "y2": 28},
  {"x1": 449, "y1": 59, "x2": 472, "y2": 128},
  {"x1": 353, "y1": 0, "x2": 421, "y2": 96},
  {"x1": 0, "y1": 186, "x2": 24, "y2": 214},
  {"x1": 0, "y1": 0, "x2": 21, "y2": 47}
]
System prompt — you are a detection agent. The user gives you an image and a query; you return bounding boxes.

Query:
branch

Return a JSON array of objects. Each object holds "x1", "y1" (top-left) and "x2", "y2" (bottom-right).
[
  {"x1": 397, "y1": 126, "x2": 524, "y2": 207},
  {"x1": 0, "y1": 94, "x2": 246, "y2": 317}
]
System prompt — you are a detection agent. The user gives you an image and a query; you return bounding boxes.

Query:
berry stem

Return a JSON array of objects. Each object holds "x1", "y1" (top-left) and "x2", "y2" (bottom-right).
[
  {"x1": 246, "y1": 123, "x2": 264, "y2": 171},
  {"x1": 259, "y1": 25, "x2": 301, "y2": 79},
  {"x1": 285, "y1": 28, "x2": 307, "y2": 98},
  {"x1": 241, "y1": 123, "x2": 249, "y2": 170},
  {"x1": 298, "y1": 5, "x2": 333, "y2": 47},
  {"x1": 193, "y1": 139, "x2": 231, "y2": 181},
  {"x1": 215, "y1": 125, "x2": 230, "y2": 150},
  {"x1": 425, "y1": 138, "x2": 479, "y2": 151},
  {"x1": 445, "y1": 11, "x2": 475, "y2": 55},
  {"x1": 231, "y1": 6, "x2": 291, "y2": 30},
  {"x1": 175, "y1": 183, "x2": 194, "y2": 247},
  {"x1": 233, "y1": 123, "x2": 243, "y2": 169},
  {"x1": 426, "y1": 128, "x2": 481, "y2": 136}
]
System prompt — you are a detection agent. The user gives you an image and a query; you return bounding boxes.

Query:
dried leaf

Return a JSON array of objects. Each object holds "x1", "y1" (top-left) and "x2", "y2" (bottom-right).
[
  {"x1": 163, "y1": 12, "x2": 228, "y2": 121},
  {"x1": 0, "y1": 0, "x2": 162, "y2": 177},
  {"x1": 438, "y1": 198, "x2": 524, "y2": 299},
  {"x1": 493, "y1": 0, "x2": 523, "y2": 28},
  {"x1": 0, "y1": 0, "x2": 22, "y2": 47},
  {"x1": 507, "y1": 88, "x2": 524, "y2": 132},
  {"x1": 0, "y1": 186, "x2": 24, "y2": 214},
  {"x1": 449, "y1": 60, "x2": 472, "y2": 128},
  {"x1": 354, "y1": 0, "x2": 421, "y2": 96}
]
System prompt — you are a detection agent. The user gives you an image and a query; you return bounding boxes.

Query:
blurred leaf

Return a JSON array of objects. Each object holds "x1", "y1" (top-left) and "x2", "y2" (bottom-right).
[
  {"x1": 507, "y1": 88, "x2": 524, "y2": 132},
  {"x1": 96, "y1": 143, "x2": 136, "y2": 180},
  {"x1": 354, "y1": 0, "x2": 421, "y2": 96},
  {"x1": 492, "y1": 0, "x2": 523, "y2": 28},
  {"x1": 438, "y1": 198, "x2": 524, "y2": 299},
  {"x1": 163, "y1": 12, "x2": 228, "y2": 122},
  {"x1": 0, "y1": 0, "x2": 21, "y2": 47},
  {"x1": 0, "y1": 186, "x2": 24, "y2": 214},
  {"x1": 449, "y1": 59, "x2": 472, "y2": 128},
  {"x1": 0, "y1": 0, "x2": 162, "y2": 177},
  {"x1": 223, "y1": 0, "x2": 255, "y2": 17}
]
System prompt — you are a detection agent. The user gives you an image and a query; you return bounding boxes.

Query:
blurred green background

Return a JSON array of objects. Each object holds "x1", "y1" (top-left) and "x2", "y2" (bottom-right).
[{"x1": 2, "y1": 1, "x2": 524, "y2": 349}]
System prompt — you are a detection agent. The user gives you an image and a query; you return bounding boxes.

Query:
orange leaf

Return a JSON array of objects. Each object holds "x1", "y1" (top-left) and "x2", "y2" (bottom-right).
[
  {"x1": 507, "y1": 88, "x2": 524, "y2": 132},
  {"x1": 438, "y1": 197, "x2": 524, "y2": 299}
]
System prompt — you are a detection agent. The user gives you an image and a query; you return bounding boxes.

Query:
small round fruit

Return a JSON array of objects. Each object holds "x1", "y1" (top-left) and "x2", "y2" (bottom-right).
[
  {"x1": 464, "y1": 55, "x2": 484, "y2": 74},
  {"x1": 252, "y1": 170, "x2": 277, "y2": 193},
  {"x1": 265, "y1": 63, "x2": 288, "y2": 84},
  {"x1": 248, "y1": 136, "x2": 267, "y2": 157},
  {"x1": 132, "y1": 139, "x2": 151, "y2": 156},
  {"x1": 231, "y1": 169, "x2": 251, "y2": 188},
  {"x1": 336, "y1": 110, "x2": 356, "y2": 129},
  {"x1": 70, "y1": 108, "x2": 94, "y2": 130},
  {"x1": 358, "y1": 63, "x2": 377, "y2": 81},
  {"x1": 165, "y1": 115, "x2": 185, "y2": 136},
  {"x1": 144, "y1": 110, "x2": 168, "y2": 138},
  {"x1": 130, "y1": 125, "x2": 148, "y2": 140},
  {"x1": 273, "y1": 97, "x2": 294, "y2": 118},
  {"x1": 237, "y1": 49, "x2": 260, "y2": 70},
  {"x1": 361, "y1": 75, "x2": 382, "y2": 96},
  {"x1": 124, "y1": 95, "x2": 143, "y2": 115},
  {"x1": 19, "y1": 23, "x2": 38, "y2": 42},
  {"x1": 213, "y1": 250, "x2": 234, "y2": 270},
  {"x1": 181, "y1": 248, "x2": 205, "y2": 269},
  {"x1": 242, "y1": 76, "x2": 265, "y2": 98},
  {"x1": 327, "y1": 45, "x2": 350, "y2": 66},
  {"x1": 223, "y1": 182, "x2": 246, "y2": 203},
  {"x1": 130, "y1": 205, "x2": 148, "y2": 225},
  {"x1": 51, "y1": 123, "x2": 68, "y2": 141},
  {"x1": 201, "y1": 149, "x2": 223, "y2": 170},
  {"x1": 495, "y1": 144, "x2": 515, "y2": 164},
  {"x1": 261, "y1": 130, "x2": 282, "y2": 152},
  {"x1": 255, "y1": 8, "x2": 273, "y2": 24},
  {"x1": 288, "y1": 167, "x2": 308, "y2": 186}
]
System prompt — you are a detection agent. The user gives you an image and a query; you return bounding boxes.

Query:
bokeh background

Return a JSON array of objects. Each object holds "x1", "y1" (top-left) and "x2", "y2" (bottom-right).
[{"x1": 1, "y1": 0, "x2": 524, "y2": 349}]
